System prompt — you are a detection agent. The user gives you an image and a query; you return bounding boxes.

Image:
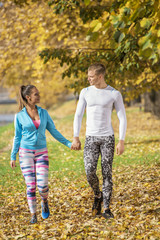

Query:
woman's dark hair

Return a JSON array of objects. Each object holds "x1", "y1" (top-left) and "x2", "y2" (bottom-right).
[{"x1": 19, "y1": 85, "x2": 36, "y2": 111}]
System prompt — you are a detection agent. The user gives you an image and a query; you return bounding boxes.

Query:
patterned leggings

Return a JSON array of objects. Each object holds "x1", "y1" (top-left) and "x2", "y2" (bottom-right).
[
  {"x1": 84, "y1": 135, "x2": 115, "y2": 209},
  {"x1": 19, "y1": 148, "x2": 49, "y2": 213}
]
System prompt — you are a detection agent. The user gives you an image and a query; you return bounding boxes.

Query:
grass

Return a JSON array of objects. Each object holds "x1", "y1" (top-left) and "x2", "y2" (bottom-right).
[
  {"x1": 0, "y1": 101, "x2": 159, "y2": 190},
  {"x1": 0, "y1": 101, "x2": 160, "y2": 240}
]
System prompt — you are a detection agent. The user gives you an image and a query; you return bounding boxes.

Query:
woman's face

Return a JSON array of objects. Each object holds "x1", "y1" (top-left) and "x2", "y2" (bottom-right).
[{"x1": 27, "y1": 87, "x2": 40, "y2": 105}]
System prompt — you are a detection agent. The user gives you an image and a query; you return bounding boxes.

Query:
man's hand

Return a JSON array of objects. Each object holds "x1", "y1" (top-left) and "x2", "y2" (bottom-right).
[
  {"x1": 71, "y1": 137, "x2": 81, "y2": 150},
  {"x1": 116, "y1": 140, "x2": 124, "y2": 155},
  {"x1": 10, "y1": 160, "x2": 16, "y2": 168}
]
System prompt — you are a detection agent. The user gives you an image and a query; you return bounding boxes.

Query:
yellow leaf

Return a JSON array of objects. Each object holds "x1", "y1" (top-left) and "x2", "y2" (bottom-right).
[
  {"x1": 27, "y1": 236, "x2": 34, "y2": 240},
  {"x1": 136, "y1": 78, "x2": 144, "y2": 85},
  {"x1": 93, "y1": 22, "x2": 102, "y2": 32},
  {"x1": 140, "y1": 18, "x2": 153, "y2": 28},
  {"x1": 157, "y1": 29, "x2": 160, "y2": 37},
  {"x1": 90, "y1": 20, "x2": 100, "y2": 28},
  {"x1": 136, "y1": 236, "x2": 143, "y2": 239}
]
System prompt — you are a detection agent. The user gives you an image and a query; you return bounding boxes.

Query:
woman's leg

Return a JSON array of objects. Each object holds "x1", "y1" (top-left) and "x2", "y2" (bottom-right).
[
  {"x1": 19, "y1": 148, "x2": 37, "y2": 214},
  {"x1": 35, "y1": 148, "x2": 49, "y2": 219},
  {"x1": 35, "y1": 148, "x2": 49, "y2": 201}
]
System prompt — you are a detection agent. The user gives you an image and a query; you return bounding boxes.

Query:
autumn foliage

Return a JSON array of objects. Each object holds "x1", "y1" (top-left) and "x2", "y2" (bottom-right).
[{"x1": 0, "y1": 0, "x2": 160, "y2": 106}]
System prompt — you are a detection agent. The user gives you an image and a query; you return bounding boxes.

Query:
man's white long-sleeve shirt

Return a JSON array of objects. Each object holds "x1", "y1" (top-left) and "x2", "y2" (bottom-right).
[{"x1": 73, "y1": 85, "x2": 127, "y2": 140}]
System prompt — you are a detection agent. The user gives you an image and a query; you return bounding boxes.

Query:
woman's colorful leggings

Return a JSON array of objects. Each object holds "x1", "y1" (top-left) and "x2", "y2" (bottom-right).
[{"x1": 19, "y1": 148, "x2": 49, "y2": 213}]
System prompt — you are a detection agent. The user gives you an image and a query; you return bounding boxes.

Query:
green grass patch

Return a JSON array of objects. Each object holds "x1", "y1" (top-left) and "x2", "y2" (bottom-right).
[
  {"x1": 0, "y1": 105, "x2": 159, "y2": 194},
  {"x1": 0, "y1": 123, "x2": 14, "y2": 149}
]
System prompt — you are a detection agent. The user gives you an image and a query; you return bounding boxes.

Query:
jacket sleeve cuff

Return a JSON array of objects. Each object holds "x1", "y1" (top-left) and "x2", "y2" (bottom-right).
[
  {"x1": 11, "y1": 153, "x2": 16, "y2": 161},
  {"x1": 67, "y1": 142, "x2": 72, "y2": 148}
]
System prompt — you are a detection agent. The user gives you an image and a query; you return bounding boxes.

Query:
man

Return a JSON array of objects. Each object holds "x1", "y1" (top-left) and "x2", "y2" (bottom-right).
[{"x1": 72, "y1": 63, "x2": 127, "y2": 219}]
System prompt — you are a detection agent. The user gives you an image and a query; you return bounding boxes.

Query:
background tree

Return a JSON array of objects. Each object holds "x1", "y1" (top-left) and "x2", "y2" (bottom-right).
[
  {"x1": 0, "y1": 0, "x2": 90, "y2": 107},
  {"x1": 40, "y1": 0, "x2": 160, "y2": 101},
  {"x1": 1, "y1": 0, "x2": 160, "y2": 111}
]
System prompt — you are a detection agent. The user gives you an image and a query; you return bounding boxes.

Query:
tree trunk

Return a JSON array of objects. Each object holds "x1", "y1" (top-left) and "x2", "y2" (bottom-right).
[{"x1": 144, "y1": 90, "x2": 160, "y2": 118}]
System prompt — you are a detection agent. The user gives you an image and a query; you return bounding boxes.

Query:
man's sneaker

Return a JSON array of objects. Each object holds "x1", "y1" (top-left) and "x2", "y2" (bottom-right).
[
  {"x1": 30, "y1": 214, "x2": 37, "y2": 224},
  {"x1": 92, "y1": 192, "x2": 103, "y2": 216},
  {"x1": 41, "y1": 200, "x2": 50, "y2": 219},
  {"x1": 102, "y1": 209, "x2": 114, "y2": 219}
]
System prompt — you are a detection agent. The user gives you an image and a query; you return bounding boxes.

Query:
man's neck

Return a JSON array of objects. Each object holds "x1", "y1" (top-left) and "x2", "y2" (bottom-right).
[{"x1": 94, "y1": 82, "x2": 107, "y2": 89}]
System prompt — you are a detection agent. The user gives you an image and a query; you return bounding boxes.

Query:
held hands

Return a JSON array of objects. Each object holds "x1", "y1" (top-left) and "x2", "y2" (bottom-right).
[
  {"x1": 10, "y1": 160, "x2": 16, "y2": 168},
  {"x1": 116, "y1": 140, "x2": 125, "y2": 155},
  {"x1": 71, "y1": 137, "x2": 81, "y2": 150}
]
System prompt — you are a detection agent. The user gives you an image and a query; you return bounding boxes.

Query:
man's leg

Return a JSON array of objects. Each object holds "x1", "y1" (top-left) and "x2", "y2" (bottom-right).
[
  {"x1": 84, "y1": 136, "x2": 103, "y2": 215},
  {"x1": 84, "y1": 136, "x2": 100, "y2": 195},
  {"x1": 100, "y1": 135, "x2": 115, "y2": 218}
]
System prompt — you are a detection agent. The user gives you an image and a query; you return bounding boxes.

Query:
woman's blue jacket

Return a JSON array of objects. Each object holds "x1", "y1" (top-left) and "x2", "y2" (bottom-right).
[{"x1": 11, "y1": 106, "x2": 72, "y2": 160}]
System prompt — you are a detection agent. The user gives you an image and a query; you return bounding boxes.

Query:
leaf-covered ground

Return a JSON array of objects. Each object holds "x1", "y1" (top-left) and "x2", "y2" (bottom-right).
[
  {"x1": 0, "y1": 103, "x2": 160, "y2": 240},
  {"x1": 1, "y1": 164, "x2": 160, "y2": 240}
]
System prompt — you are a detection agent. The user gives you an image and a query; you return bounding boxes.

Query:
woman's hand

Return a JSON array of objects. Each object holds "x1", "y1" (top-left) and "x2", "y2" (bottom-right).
[{"x1": 10, "y1": 160, "x2": 16, "y2": 168}]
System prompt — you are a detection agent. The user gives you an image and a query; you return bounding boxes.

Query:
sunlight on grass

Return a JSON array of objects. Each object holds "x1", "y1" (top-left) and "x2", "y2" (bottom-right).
[
  {"x1": 0, "y1": 101, "x2": 160, "y2": 240},
  {"x1": 0, "y1": 102, "x2": 159, "y2": 186}
]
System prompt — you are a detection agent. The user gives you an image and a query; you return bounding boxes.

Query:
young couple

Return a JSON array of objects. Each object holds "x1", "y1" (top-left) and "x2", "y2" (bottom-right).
[{"x1": 11, "y1": 63, "x2": 127, "y2": 224}]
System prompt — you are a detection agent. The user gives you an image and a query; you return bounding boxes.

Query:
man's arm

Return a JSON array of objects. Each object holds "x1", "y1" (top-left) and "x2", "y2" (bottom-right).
[
  {"x1": 116, "y1": 140, "x2": 124, "y2": 155},
  {"x1": 71, "y1": 89, "x2": 86, "y2": 150},
  {"x1": 114, "y1": 92, "x2": 127, "y2": 155}
]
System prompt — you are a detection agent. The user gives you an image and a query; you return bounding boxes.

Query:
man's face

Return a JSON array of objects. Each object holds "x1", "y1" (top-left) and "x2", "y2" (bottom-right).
[{"x1": 88, "y1": 70, "x2": 100, "y2": 86}]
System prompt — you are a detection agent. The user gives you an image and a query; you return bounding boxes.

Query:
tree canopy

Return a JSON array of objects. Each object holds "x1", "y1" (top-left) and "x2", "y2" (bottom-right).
[
  {"x1": 0, "y1": 0, "x2": 86, "y2": 106},
  {"x1": 0, "y1": 0, "x2": 160, "y2": 105},
  {"x1": 40, "y1": 0, "x2": 160, "y2": 100}
]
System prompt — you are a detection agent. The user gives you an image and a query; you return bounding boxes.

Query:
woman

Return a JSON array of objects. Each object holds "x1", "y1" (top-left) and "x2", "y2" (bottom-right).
[{"x1": 10, "y1": 85, "x2": 73, "y2": 224}]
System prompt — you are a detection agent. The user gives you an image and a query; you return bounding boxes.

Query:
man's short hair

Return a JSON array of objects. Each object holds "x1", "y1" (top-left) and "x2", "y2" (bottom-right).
[{"x1": 88, "y1": 63, "x2": 106, "y2": 76}]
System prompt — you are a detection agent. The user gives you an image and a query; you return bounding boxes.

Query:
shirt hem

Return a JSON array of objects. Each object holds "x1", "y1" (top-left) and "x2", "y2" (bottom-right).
[
  {"x1": 20, "y1": 144, "x2": 47, "y2": 150},
  {"x1": 86, "y1": 133, "x2": 114, "y2": 137}
]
